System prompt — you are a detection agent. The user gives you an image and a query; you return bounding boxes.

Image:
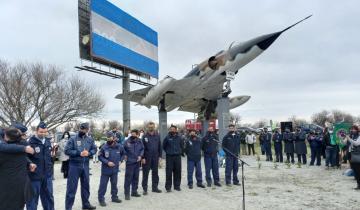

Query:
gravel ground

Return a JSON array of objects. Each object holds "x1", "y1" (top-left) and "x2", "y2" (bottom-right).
[{"x1": 49, "y1": 155, "x2": 359, "y2": 210}]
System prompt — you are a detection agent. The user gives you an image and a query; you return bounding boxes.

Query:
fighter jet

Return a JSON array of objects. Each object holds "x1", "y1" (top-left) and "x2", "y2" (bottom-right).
[{"x1": 115, "y1": 15, "x2": 312, "y2": 119}]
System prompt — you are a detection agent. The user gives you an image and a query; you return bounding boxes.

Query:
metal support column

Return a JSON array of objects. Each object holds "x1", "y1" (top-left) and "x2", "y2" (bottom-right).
[
  {"x1": 158, "y1": 97, "x2": 167, "y2": 158},
  {"x1": 216, "y1": 97, "x2": 230, "y2": 142},
  {"x1": 202, "y1": 120, "x2": 209, "y2": 137},
  {"x1": 122, "y1": 70, "x2": 131, "y2": 134}
]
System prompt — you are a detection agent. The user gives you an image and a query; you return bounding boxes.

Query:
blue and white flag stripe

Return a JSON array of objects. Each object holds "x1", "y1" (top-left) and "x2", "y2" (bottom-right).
[
  {"x1": 92, "y1": 33, "x2": 159, "y2": 78},
  {"x1": 90, "y1": 0, "x2": 159, "y2": 78},
  {"x1": 91, "y1": 12, "x2": 158, "y2": 62}
]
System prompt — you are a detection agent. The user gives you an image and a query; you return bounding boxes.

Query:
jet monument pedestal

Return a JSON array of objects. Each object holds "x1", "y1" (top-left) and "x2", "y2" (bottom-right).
[{"x1": 216, "y1": 96, "x2": 230, "y2": 142}]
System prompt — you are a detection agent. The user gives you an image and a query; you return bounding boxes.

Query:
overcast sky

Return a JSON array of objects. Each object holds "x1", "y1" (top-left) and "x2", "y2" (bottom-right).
[{"x1": 1, "y1": 0, "x2": 359, "y2": 125}]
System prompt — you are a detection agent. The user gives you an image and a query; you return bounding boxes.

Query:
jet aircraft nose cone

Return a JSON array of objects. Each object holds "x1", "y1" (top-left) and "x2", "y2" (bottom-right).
[{"x1": 256, "y1": 32, "x2": 282, "y2": 50}]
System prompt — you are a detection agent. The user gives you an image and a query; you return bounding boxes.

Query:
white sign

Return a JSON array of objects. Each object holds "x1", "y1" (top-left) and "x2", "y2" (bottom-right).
[{"x1": 225, "y1": 71, "x2": 235, "y2": 80}]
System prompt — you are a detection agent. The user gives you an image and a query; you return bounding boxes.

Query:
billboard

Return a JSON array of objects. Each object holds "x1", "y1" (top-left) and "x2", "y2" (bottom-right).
[{"x1": 78, "y1": 0, "x2": 159, "y2": 78}]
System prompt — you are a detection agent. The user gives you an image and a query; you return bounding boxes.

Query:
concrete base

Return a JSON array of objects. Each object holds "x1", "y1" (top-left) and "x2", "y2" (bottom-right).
[{"x1": 216, "y1": 97, "x2": 230, "y2": 142}]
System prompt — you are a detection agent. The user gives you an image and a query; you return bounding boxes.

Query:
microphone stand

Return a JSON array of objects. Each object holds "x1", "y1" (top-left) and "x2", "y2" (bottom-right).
[{"x1": 212, "y1": 138, "x2": 249, "y2": 210}]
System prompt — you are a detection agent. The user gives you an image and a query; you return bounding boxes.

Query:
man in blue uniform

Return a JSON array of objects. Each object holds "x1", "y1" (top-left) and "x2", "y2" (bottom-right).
[
  {"x1": 273, "y1": 129, "x2": 283, "y2": 163},
  {"x1": 65, "y1": 123, "x2": 97, "y2": 210},
  {"x1": 98, "y1": 131, "x2": 125, "y2": 206},
  {"x1": 112, "y1": 127, "x2": 124, "y2": 145},
  {"x1": 222, "y1": 124, "x2": 241, "y2": 186},
  {"x1": 308, "y1": 131, "x2": 322, "y2": 166},
  {"x1": 201, "y1": 126, "x2": 221, "y2": 187},
  {"x1": 261, "y1": 128, "x2": 273, "y2": 161},
  {"x1": 123, "y1": 129, "x2": 144, "y2": 200},
  {"x1": 26, "y1": 122, "x2": 54, "y2": 210},
  {"x1": 185, "y1": 129, "x2": 205, "y2": 189},
  {"x1": 141, "y1": 122, "x2": 162, "y2": 195},
  {"x1": 163, "y1": 125, "x2": 184, "y2": 192}
]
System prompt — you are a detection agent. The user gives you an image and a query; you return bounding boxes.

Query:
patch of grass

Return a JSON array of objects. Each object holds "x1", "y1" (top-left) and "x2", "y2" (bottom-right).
[{"x1": 248, "y1": 192, "x2": 258, "y2": 196}]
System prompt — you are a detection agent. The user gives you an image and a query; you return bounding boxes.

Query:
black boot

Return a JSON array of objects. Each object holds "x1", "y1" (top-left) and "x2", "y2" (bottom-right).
[
  {"x1": 82, "y1": 204, "x2": 96, "y2": 210},
  {"x1": 125, "y1": 194, "x2": 130, "y2": 200},
  {"x1": 99, "y1": 201, "x2": 106, "y2": 207},
  {"x1": 112, "y1": 198, "x2": 122, "y2": 203},
  {"x1": 197, "y1": 183, "x2": 206, "y2": 188},
  {"x1": 131, "y1": 192, "x2": 141, "y2": 197},
  {"x1": 152, "y1": 188, "x2": 162, "y2": 193}
]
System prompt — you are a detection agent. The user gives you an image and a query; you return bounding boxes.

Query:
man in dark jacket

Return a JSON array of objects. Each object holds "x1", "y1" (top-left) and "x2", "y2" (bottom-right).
[
  {"x1": 98, "y1": 131, "x2": 125, "y2": 206},
  {"x1": 163, "y1": 125, "x2": 184, "y2": 192},
  {"x1": 0, "y1": 131, "x2": 34, "y2": 154},
  {"x1": 259, "y1": 130, "x2": 265, "y2": 155},
  {"x1": 185, "y1": 129, "x2": 205, "y2": 189},
  {"x1": 308, "y1": 131, "x2": 322, "y2": 166},
  {"x1": 112, "y1": 127, "x2": 124, "y2": 145},
  {"x1": 0, "y1": 127, "x2": 34, "y2": 210},
  {"x1": 273, "y1": 129, "x2": 283, "y2": 163},
  {"x1": 26, "y1": 122, "x2": 55, "y2": 210},
  {"x1": 240, "y1": 130, "x2": 247, "y2": 156},
  {"x1": 294, "y1": 127, "x2": 307, "y2": 164},
  {"x1": 65, "y1": 123, "x2": 97, "y2": 210},
  {"x1": 261, "y1": 128, "x2": 273, "y2": 161},
  {"x1": 141, "y1": 122, "x2": 162, "y2": 195},
  {"x1": 123, "y1": 129, "x2": 144, "y2": 200},
  {"x1": 222, "y1": 124, "x2": 241, "y2": 186},
  {"x1": 283, "y1": 128, "x2": 295, "y2": 164},
  {"x1": 201, "y1": 126, "x2": 221, "y2": 187}
]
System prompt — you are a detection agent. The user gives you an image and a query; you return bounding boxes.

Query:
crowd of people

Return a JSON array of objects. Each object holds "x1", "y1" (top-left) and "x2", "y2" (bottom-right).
[{"x1": 0, "y1": 121, "x2": 359, "y2": 210}]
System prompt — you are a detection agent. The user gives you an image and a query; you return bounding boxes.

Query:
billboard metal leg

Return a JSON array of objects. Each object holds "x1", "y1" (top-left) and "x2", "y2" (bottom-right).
[
  {"x1": 216, "y1": 97, "x2": 230, "y2": 142},
  {"x1": 122, "y1": 70, "x2": 131, "y2": 134}
]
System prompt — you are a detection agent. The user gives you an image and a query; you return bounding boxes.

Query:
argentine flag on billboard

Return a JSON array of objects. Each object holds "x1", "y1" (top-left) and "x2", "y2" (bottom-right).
[{"x1": 90, "y1": 0, "x2": 159, "y2": 78}]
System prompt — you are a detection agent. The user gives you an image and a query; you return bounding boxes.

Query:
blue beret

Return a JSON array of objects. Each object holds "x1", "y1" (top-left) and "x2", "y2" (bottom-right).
[
  {"x1": 106, "y1": 131, "x2": 114, "y2": 138},
  {"x1": 80, "y1": 123, "x2": 89, "y2": 130},
  {"x1": 37, "y1": 121, "x2": 47, "y2": 129},
  {"x1": 13, "y1": 122, "x2": 28, "y2": 133}
]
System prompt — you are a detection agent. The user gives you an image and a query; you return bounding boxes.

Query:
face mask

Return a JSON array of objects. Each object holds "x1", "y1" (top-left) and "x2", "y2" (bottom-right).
[
  {"x1": 107, "y1": 140, "x2": 114, "y2": 145},
  {"x1": 64, "y1": 135, "x2": 69, "y2": 139},
  {"x1": 79, "y1": 131, "x2": 86, "y2": 137}
]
